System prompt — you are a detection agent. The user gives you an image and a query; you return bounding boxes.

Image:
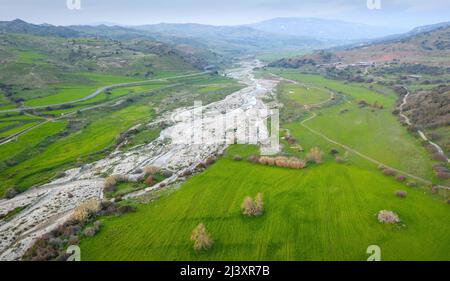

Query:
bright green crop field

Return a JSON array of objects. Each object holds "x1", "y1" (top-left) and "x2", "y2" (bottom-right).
[
  {"x1": 279, "y1": 82, "x2": 331, "y2": 106},
  {"x1": 80, "y1": 146, "x2": 450, "y2": 261}
]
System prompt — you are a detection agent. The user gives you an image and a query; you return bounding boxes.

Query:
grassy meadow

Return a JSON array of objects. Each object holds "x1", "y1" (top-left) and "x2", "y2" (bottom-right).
[
  {"x1": 80, "y1": 146, "x2": 449, "y2": 261},
  {"x1": 79, "y1": 68, "x2": 449, "y2": 261}
]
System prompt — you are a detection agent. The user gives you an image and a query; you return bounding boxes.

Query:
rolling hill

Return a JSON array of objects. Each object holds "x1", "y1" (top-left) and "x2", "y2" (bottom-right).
[{"x1": 270, "y1": 23, "x2": 450, "y2": 68}]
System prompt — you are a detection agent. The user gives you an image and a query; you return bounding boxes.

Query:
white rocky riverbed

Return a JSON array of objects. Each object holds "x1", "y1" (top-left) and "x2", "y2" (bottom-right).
[{"x1": 0, "y1": 60, "x2": 280, "y2": 260}]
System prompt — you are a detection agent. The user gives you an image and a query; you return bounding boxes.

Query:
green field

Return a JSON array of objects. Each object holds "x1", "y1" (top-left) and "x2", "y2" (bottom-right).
[
  {"x1": 79, "y1": 68, "x2": 449, "y2": 261},
  {"x1": 24, "y1": 73, "x2": 143, "y2": 107},
  {"x1": 80, "y1": 146, "x2": 449, "y2": 261},
  {"x1": 280, "y1": 82, "x2": 331, "y2": 106},
  {"x1": 270, "y1": 69, "x2": 441, "y2": 183}
]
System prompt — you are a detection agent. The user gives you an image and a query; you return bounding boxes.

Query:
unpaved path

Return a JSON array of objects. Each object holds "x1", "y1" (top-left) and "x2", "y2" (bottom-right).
[
  {"x1": 300, "y1": 112, "x2": 447, "y2": 187},
  {"x1": 275, "y1": 75, "x2": 448, "y2": 188}
]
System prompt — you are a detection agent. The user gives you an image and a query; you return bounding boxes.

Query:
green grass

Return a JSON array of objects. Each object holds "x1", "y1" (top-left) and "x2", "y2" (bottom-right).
[
  {"x1": 280, "y1": 82, "x2": 330, "y2": 105},
  {"x1": 24, "y1": 73, "x2": 143, "y2": 107},
  {"x1": 0, "y1": 121, "x2": 66, "y2": 164},
  {"x1": 0, "y1": 104, "x2": 153, "y2": 193},
  {"x1": 80, "y1": 146, "x2": 450, "y2": 261},
  {"x1": 272, "y1": 70, "x2": 438, "y2": 182}
]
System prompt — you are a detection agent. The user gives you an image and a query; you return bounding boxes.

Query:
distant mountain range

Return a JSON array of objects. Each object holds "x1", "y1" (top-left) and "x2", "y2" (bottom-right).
[
  {"x1": 1, "y1": 18, "x2": 449, "y2": 62},
  {"x1": 270, "y1": 21, "x2": 450, "y2": 68},
  {"x1": 246, "y1": 17, "x2": 406, "y2": 41},
  {"x1": 0, "y1": 17, "x2": 415, "y2": 57}
]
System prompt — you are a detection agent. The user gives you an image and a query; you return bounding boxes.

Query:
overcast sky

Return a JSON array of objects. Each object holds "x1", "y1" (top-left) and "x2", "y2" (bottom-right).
[{"x1": 0, "y1": 0, "x2": 449, "y2": 29}]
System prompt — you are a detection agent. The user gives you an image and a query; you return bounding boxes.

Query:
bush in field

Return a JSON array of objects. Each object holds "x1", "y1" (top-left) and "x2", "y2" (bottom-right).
[
  {"x1": 71, "y1": 199, "x2": 101, "y2": 223},
  {"x1": 241, "y1": 196, "x2": 255, "y2": 216},
  {"x1": 396, "y1": 175, "x2": 406, "y2": 182},
  {"x1": 241, "y1": 193, "x2": 264, "y2": 217},
  {"x1": 259, "y1": 156, "x2": 272, "y2": 165},
  {"x1": 247, "y1": 155, "x2": 259, "y2": 163},
  {"x1": 377, "y1": 210, "x2": 400, "y2": 224},
  {"x1": 144, "y1": 166, "x2": 160, "y2": 176},
  {"x1": 306, "y1": 147, "x2": 323, "y2": 164},
  {"x1": 145, "y1": 176, "x2": 156, "y2": 187},
  {"x1": 395, "y1": 190, "x2": 407, "y2": 198},
  {"x1": 190, "y1": 223, "x2": 213, "y2": 252},
  {"x1": 274, "y1": 156, "x2": 289, "y2": 168},
  {"x1": 383, "y1": 168, "x2": 396, "y2": 176},
  {"x1": 233, "y1": 155, "x2": 242, "y2": 161},
  {"x1": 287, "y1": 158, "x2": 306, "y2": 169}
]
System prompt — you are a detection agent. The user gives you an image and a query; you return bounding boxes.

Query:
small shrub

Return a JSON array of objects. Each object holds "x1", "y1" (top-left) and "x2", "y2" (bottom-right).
[
  {"x1": 104, "y1": 176, "x2": 117, "y2": 192},
  {"x1": 241, "y1": 196, "x2": 255, "y2": 216},
  {"x1": 247, "y1": 155, "x2": 259, "y2": 163},
  {"x1": 395, "y1": 190, "x2": 407, "y2": 198},
  {"x1": 259, "y1": 156, "x2": 271, "y2": 165},
  {"x1": 383, "y1": 168, "x2": 396, "y2": 176},
  {"x1": 233, "y1": 155, "x2": 242, "y2": 161},
  {"x1": 71, "y1": 199, "x2": 101, "y2": 223},
  {"x1": 254, "y1": 193, "x2": 264, "y2": 216},
  {"x1": 145, "y1": 176, "x2": 156, "y2": 187},
  {"x1": 377, "y1": 210, "x2": 400, "y2": 224},
  {"x1": 306, "y1": 147, "x2": 323, "y2": 164},
  {"x1": 287, "y1": 158, "x2": 306, "y2": 169},
  {"x1": 190, "y1": 223, "x2": 213, "y2": 252},
  {"x1": 396, "y1": 175, "x2": 406, "y2": 182},
  {"x1": 241, "y1": 193, "x2": 264, "y2": 217}
]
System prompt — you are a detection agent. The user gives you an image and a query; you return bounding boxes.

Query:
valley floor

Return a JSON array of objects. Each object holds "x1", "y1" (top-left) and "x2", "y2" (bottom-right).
[{"x1": 78, "y1": 66, "x2": 449, "y2": 261}]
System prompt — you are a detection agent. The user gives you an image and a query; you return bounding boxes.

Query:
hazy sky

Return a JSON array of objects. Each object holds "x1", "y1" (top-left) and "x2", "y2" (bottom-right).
[{"x1": 0, "y1": 0, "x2": 449, "y2": 29}]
